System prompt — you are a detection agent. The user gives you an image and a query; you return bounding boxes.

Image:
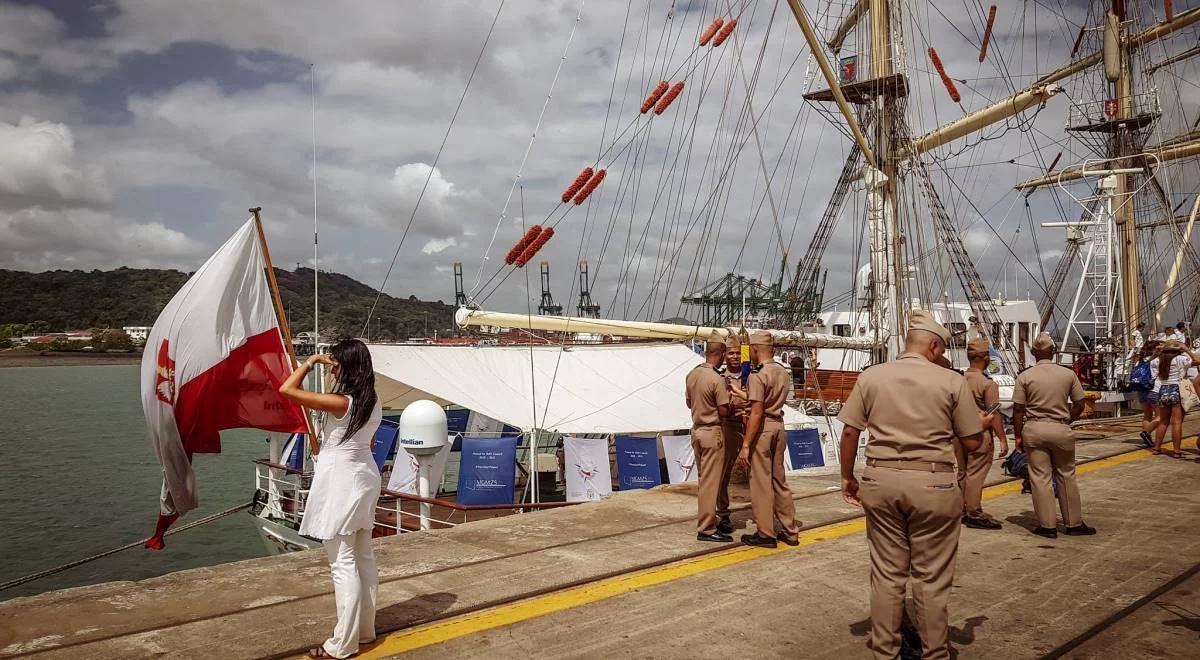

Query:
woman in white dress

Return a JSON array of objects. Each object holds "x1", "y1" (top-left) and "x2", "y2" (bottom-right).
[
  {"x1": 1148, "y1": 339, "x2": 1200, "y2": 457},
  {"x1": 279, "y1": 338, "x2": 383, "y2": 658}
]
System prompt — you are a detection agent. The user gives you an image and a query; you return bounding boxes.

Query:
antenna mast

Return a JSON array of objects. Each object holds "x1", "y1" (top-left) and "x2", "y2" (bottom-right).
[{"x1": 310, "y1": 64, "x2": 320, "y2": 351}]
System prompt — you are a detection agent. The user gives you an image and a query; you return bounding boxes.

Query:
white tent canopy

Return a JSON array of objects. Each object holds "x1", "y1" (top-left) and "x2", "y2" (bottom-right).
[{"x1": 367, "y1": 342, "x2": 811, "y2": 435}]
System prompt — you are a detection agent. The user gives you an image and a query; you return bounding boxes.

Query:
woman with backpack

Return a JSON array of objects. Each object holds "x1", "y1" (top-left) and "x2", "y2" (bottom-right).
[
  {"x1": 1130, "y1": 340, "x2": 1160, "y2": 447},
  {"x1": 1149, "y1": 340, "x2": 1200, "y2": 457}
]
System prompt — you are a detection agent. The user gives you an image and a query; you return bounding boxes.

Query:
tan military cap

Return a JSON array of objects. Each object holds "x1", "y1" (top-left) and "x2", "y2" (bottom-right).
[
  {"x1": 908, "y1": 309, "x2": 951, "y2": 344},
  {"x1": 705, "y1": 329, "x2": 725, "y2": 346},
  {"x1": 967, "y1": 337, "x2": 991, "y2": 356},
  {"x1": 749, "y1": 330, "x2": 773, "y2": 346},
  {"x1": 1031, "y1": 332, "x2": 1056, "y2": 352},
  {"x1": 721, "y1": 328, "x2": 740, "y2": 349}
]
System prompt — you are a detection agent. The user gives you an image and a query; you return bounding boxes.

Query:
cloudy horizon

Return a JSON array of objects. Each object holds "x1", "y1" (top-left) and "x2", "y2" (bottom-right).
[{"x1": 2, "y1": 0, "x2": 1197, "y2": 322}]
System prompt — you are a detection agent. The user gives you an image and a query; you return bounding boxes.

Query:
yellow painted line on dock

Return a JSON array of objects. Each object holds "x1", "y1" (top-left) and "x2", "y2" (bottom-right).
[{"x1": 356, "y1": 437, "x2": 1196, "y2": 658}]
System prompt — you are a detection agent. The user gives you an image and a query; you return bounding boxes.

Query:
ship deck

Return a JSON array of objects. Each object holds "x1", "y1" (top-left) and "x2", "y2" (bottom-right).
[{"x1": 2, "y1": 419, "x2": 1199, "y2": 659}]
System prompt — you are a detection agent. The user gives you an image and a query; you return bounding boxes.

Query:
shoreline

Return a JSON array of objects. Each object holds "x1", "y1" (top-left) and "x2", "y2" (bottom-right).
[{"x1": 0, "y1": 352, "x2": 142, "y2": 368}]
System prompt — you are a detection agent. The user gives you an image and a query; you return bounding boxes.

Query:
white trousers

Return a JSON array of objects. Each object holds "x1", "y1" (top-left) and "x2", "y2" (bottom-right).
[{"x1": 321, "y1": 528, "x2": 378, "y2": 658}]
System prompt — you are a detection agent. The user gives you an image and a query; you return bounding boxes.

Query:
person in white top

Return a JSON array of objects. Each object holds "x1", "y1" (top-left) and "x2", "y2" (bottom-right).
[
  {"x1": 279, "y1": 339, "x2": 384, "y2": 659},
  {"x1": 1148, "y1": 339, "x2": 1200, "y2": 457}
]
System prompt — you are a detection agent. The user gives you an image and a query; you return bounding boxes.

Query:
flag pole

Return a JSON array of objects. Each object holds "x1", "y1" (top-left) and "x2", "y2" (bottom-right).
[{"x1": 251, "y1": 206, "x2": 320, "y2": 454}]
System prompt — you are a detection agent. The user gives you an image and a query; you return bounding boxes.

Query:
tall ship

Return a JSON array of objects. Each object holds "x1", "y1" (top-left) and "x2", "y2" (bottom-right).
[{"x1": 251, "y1": 0, "x2": 1200, "y2": 551}]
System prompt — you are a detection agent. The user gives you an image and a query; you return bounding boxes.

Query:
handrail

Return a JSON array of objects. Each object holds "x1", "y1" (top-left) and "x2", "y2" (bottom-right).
[
  {"x1": 380, "y1": 488, "x2": 577, "y2": 512},
  {"x1": 253, "y1": 458, "x2": 305, "y2": 475}
]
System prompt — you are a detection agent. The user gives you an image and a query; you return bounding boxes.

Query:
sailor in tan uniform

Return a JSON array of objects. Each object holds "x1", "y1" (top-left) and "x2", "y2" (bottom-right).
[
  {"x1": 736, "y1": 331, "x2": 799, "y2": 548},
  {"x1": 1012, "y1": 332, "x2": 1095, "y2": 539},
  {"x1": 837, "y1": 310, "x2": 983, "y2": 660},
  {"x1": 685, "y1": 331, "x2": 733, "y2": 542},
  {"x1": 716, "y1": 336, "x2": 748, "y2": 535},
  {"x1": 958, "y1": 337, "x2": 1008, "y2": 529}
]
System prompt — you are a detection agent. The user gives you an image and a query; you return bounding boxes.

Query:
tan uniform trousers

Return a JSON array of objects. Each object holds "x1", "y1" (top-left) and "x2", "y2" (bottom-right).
[
  {"x1": 860, "y1": 465, "x2": 961, "y2": 660},
  {"x1": 1023, "y1": 420, "x2": 1083, "y2": 529},
  {"x1": 691, "y1": 425, "x2": 725, "y2": 535},
  {"x1": 716, "y1": 419, "x2": 744, "y2": 519},
  {"x1": 749, "y1": 419, "x2": 798, "y2": 539},
  {"x1": 954, "y1": 431, "x2": 993, "y2": 516}
]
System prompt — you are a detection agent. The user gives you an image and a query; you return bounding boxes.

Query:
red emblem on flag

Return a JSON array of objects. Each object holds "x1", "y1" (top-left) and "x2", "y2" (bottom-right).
[
  {"x1": 839, "y1": 56, "x2": 858, "y2": 84},
  {"x1": 154, "y1": 339, "x2": 176, "y2": 405},
  {"x1": 1104, "y1": 98, "x2": 1118, "y2": 117}
]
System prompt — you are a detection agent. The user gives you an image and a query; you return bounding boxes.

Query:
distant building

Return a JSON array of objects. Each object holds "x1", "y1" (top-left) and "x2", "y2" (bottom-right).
[{"x1": 123, "y1": 326, "x2": 151, "y2": 343}]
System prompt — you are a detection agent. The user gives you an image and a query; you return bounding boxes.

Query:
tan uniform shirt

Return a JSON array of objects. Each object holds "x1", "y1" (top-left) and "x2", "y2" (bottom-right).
[
  {"x1": 1012, "y1": 359, "x2": 1086, "y2": 424},
  {"x1": 686, "y1": 363, "x2": 730, "y2": 426},
  {"x1": 747, "y1": 361, "x2": 790, "y2": 420},
  {"x1": 964, "y1": 369, "x2": 999, "y2": 438},
  {"x1": 721, "y1": 370, "x2": 746, "y2": 426},
  {"x1": 838, "y1": 353, "x2": 983, "y2": 464}
]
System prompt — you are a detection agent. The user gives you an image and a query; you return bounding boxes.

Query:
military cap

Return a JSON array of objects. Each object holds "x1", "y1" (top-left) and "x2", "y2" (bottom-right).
[
  {"x1": 908, "y1": 309, "x2": 951, "y2": 344},
  {"x1": 1031, "y1": 332, "x2": 1056, "y2": 353},
  {"x1": 749, "y1": 330, "x2": 773, "y2": 346},
  {"x1": 705, "y1": 329, "x2": 726, "y2": 347},
  {"x1": 966, "y1": 337, "x2": 991, "y2": 357}
]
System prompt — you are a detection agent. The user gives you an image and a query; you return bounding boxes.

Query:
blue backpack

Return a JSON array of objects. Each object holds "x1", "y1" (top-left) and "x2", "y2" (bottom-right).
[
  {"x1": 1130, "y1": 361, "x2": 1153, "y2": 391},
  {"x1": 1002, "y1": 449, "x2": 1028, "y2": 479}
]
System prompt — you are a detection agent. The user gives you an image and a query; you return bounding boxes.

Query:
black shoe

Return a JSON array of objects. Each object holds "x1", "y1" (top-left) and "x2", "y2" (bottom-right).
[
  {"x1": 697, "y1": 532, "x2": 733, "y2": 543},
  {"x1": 740, "y1": 533, "x2": 777, "y2": 548},
  {"x1": 1032, "y1": 526, "x2": 1058, "y2": 539},
  {"x1": 776, "y1": 534, "x2": 799, "y2": 546},
  {"x1": 963, "y1": 515, "x2": 1002, "y2": 530},
  {"x1": 1063, "y1": 523, "x2": 1097, "y2": 536},
  {"x1": 1140, "y1": 431, "x2": 1153, "y2": 448},
  {"x1": 716, "y1": 517, "x2": 734, "y2": 535}
]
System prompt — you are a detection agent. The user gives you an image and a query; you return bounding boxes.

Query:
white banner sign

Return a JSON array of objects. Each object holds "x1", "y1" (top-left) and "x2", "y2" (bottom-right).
[
  {"x1": 660, "y1": 434, "x2": 696, "y2": 484},
  {"x1": 564, "y1": 436, "x2": 612, "y2": 502},
  {"x1": 387, "y1": 438, "x2": 453, "y2": 495}
]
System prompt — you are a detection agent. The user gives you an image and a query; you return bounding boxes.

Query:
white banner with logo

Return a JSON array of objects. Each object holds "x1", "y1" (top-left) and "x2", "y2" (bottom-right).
[
  {"x1": 563, "y1": 435, "x2": 612, "y2": 502},
  {"x1": 387, "y1": 438, "x2": 453, "y2": 495},
  {"x1": 660, "y1": 434, "x2": 696, "y2": 484}
]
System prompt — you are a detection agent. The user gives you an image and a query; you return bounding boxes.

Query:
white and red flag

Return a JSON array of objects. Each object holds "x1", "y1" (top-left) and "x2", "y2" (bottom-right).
[{"x1": 140, "y1": 217, "x2": 308, "y2": 548}]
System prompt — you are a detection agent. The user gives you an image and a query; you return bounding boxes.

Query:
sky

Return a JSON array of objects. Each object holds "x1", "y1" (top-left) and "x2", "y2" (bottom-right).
[{"x1": 2, "y1": 0, "x2": 1197, "y2": 321}]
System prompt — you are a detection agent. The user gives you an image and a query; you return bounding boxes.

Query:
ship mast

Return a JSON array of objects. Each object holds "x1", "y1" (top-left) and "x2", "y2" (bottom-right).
[
  {"x1": 1113, "y1": 1, "x2": 1140, "y2": 339},
  {"x1": 866, "y1": 0, "x2": 904, "y2": 362}
]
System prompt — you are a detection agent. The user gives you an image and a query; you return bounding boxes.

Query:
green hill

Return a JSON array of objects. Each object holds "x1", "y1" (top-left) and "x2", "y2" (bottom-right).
[{"x1": 0, "y1": 267, "x2": 456, "y2": 341}]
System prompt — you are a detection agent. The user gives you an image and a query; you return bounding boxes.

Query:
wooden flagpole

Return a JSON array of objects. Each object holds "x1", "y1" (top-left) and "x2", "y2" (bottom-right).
[{"x1": 251, "y1": 206, "x2": 320, "y2": 454}]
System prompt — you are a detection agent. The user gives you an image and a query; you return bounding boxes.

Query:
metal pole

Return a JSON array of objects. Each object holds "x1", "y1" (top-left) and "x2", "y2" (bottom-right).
[{"x1": 251, "y1": 207, "x2": 319, "y2": 453}]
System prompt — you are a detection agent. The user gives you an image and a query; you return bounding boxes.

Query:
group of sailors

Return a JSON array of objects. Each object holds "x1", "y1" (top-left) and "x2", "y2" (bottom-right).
[{"x1": 684, "y1": 310, "x2": 1103, "y2": 659}]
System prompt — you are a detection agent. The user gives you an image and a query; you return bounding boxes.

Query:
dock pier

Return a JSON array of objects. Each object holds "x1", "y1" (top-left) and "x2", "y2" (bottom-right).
[{"x1": 3, "y1": 420, "x2": 1199, "y2": 659}]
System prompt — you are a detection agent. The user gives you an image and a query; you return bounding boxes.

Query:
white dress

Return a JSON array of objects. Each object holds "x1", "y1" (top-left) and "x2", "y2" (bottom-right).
[{"x1": 300, "y1": 396, "x2": 384, "y2": 540}]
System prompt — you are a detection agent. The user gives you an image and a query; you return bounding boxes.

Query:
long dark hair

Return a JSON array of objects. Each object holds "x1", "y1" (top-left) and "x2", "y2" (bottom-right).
[
  {"x1": 1158, "y1": 345, "x2": 1180, "y2": 380},
  {"x1": 330, "y1": 338, "x2": 378, "y2": 441}
]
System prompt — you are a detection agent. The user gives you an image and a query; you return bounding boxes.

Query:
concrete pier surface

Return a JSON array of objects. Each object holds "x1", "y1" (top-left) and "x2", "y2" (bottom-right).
[{"x1": 2, "y1": 420, "x2": 1198, "y2": 659}]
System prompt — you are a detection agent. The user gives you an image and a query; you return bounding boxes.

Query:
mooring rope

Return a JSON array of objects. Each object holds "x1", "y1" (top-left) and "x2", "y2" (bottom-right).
[{"x1": 0, "y1": 502, "x2": 251, "y2": 593}]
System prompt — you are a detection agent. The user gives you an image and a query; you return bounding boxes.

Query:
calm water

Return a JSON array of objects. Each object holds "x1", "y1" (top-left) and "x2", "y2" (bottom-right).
[{"x1": 0, "y1": 365, "x2": 271, "y2": 601}]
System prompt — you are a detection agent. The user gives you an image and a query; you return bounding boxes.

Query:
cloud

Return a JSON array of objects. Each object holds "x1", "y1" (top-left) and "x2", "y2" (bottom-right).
[
  {"x1": 421, "y1": 236, "x2": 458, "y2": 255},
  {"x1": 391, "y1": 163, "x2": 457, "y2": 210},
  {"x1": 0, "y1": 117, "x2": 111, "y2": 209},
  {"x1": 0, "y1": 207, "x2": 204, "y2": 271},
  {"x1": 0, "y1": 0, "x2": 1195, "y2": 321}
]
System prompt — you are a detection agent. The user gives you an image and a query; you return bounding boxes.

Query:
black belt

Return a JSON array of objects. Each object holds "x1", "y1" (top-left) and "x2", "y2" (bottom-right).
[{"x1": 866, "y1": 459, "x2": 956, "y2": 473}]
